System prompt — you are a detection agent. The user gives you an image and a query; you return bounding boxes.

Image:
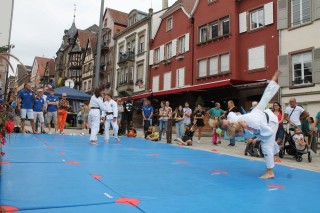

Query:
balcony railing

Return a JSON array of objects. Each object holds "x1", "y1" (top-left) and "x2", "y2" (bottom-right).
[{"x1": 118, "y1": 51, "x2": 135, "y2": 64}]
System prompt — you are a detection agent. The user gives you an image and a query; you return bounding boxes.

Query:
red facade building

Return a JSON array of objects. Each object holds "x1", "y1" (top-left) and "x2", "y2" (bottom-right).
[{"x1": 149, "y1": 0, "x2": 279, "y2": 110}]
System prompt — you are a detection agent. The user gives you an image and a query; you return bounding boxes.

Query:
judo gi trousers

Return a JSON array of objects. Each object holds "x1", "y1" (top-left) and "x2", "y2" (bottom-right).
[
  {"x1": 89, "y1": 109, "x2": 101, "y2": 141},
  {"x1": 105, "y1": 119, "x2": 119, "y2": 140}
]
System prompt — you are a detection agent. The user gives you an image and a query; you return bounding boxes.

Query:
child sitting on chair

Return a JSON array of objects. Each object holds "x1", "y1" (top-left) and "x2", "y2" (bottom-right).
[
  {"x1": 293, "y1": 127, "x2": 307, "y2": 151},
  {"x1": 127, "y1": 123, "x2": 137, "y2": 137},
  {"x1": 147, "y1": 126, "x2": 159, "y2": 141},
  {"x1": 175, "y1": 124, "x2": 195, "y2": 146}
]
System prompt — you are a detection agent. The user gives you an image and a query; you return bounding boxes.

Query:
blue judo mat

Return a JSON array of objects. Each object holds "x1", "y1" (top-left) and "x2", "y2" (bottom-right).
[{"x1": 1, "y1": 134, "x2": 320, "y2": 213}]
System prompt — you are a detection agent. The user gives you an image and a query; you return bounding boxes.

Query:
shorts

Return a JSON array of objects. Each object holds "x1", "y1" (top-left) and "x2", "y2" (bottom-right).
[
  {"x1": 117, "y1": 113, "x2": 122, "y2": 119},
  {"x1": 34, "y1": 111, "x2": 44, "y2": 123},
  {"x1": 196, "y1": 119, "x2": 205, "y2": 127},
  {"x1": 182, "y1": 136, "x2": 192, "y2": 142},
  {"x1": 21, "y1": 109, "x2": 34, "y2": 119},
  {"x1": 46, "y1": 111, "x2": 58, "y2": 124}
]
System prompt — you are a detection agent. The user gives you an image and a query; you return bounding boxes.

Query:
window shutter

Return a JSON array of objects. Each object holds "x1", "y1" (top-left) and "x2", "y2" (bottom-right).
[
  {"x1": 277, "y1": 0, "x2": 288, "y2": 30},
  {"x1": 164, "y1": 72, "x2": 172, "y2": 90},
  {"x1": 314, "y1": 0, "x2": 320, "y2": 20},
  {"x1": 172, "y1": 39, "x2": 177, "y2": 56},
  {"x1": 160, "y1": 45, "x2": 165, "y2": 61},
  {"x1": 239, "y1": 12, "x2": 247, "y2": 33},
  {"x1": 185, "y1": 33, "x2": 190, "y2": 52},
  {"x1": 264, "y1": 2, "x2": 274, "y2": 25},
  {"x1": 176, "y1": 68, "x2": 185, "y2": 87},
  {"x1": 313, "y1": 48, "x2": 320, "y2": 83},
  {"x1": 149, "y1": 50, "x2": 154, "y2": 65},
  {"x1": 278, "y1": 55, "x2": 290, "y2": 87}
]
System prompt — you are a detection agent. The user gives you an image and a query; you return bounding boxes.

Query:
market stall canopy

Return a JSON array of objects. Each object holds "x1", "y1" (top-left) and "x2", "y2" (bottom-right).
[{"x1": 49, "y1": 86, "x2": 91, "y2": 100}]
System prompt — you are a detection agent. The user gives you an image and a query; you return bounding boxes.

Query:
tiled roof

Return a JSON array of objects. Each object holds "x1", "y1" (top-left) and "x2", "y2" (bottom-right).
[
  {"x1": 89, "y1": 35, "x2": 97, "y2": 54},
  {"x1": 47, "y1": 60, "x2": 56, "y2": 76},
  {"x1": 35, "y1": 57, "x2": 51, "y2": 77},
  {"x1": 182, "y1": 0, "x2": 197, "y2": 14},
  {"x1": 162, "y1": 0, "x2": 197, "y2": 18},
  {"x1": 108, "y1": 8, "x2": 128, "y2": 26},
  {"x1": 77, "y1": 30, "x2": 96, "y2": 49}
]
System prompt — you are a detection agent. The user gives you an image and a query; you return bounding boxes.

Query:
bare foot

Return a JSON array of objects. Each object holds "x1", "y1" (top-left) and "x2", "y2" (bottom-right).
[
  {"x1": 90, "y1": 141, "x2": 98, "y2": 145},
  {"x1": 115, "y1": 138, "x2": 120, "y2": 142},
  {"x1": 259, "y1": 169, "x2": 275, "y2": 179},
  {"x1": 105, "y1": 139, "x2": 109, "y2": 143}
]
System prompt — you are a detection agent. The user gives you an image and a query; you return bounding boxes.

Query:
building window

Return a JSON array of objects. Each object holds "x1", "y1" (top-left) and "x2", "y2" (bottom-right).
[
  {"x1": 250, "y1": 8, "x2": 265, "y2": 30},
  {"x1": 119, "y1": 45, "x2": 124, "y2": 55},
  {"x1": 291, "y1": 52, "x2": 312, "y2": 85},
  {"x1": 83, "y1": 81, "x2": 87, "y2": 91},
  {"x1": 248, "y1": 45, "x2": 265, "y2": 70},
  {"x1": 208, "y1": 0, "x2": 217, "y2": 3},
  {"x1": 152, "y1": 75, "x2": 159, "y2": 92},
  {"x1": 220, "y1": 17, "x2": 230, "y2": 36},
  {"x1": 291, "y1": 0, "x2": 311, "y2": 26},
  {"x1": 178, "y1": 36, "x2": 186, "y2": 54},
  {"x1": 220, "y1": 53, "x2": 230, "y2": 72},
  {"x1": 88, "y1": 80, "x2": 92, "y2": 91},
  {"x1": 155, "y1": 48, "x2": 160, "y2": 63},
  {"x1": 137, "y1": 64, "x2": 144, "y2": 80},
  {"x1": 199, "y1": 26, "x2": 207, "y2": 43},
  {"x1": 163, "y1": 72, "x2": 172, "y2": 90},
  {"x1": 138, "y1": 36, "x2": 145, "y2": 53},
  {"x1": 209, "y1": 56, "x2": 218, "y2": 75},
  {"x1": 209, "y1": 21, "x2": 218, "y2": 39},
  {"x1": 129, "y1": 66, "x2": 134, "y2": 81},
  {"x1": 176, "y1": 68, "x2": 185, "y2": 88},
  {"x1": 165, "y1": 42, "x2": 172, "y2": 59},
  {"x1": 167, "y1": 17, "x2": 173, "y2": 31},
  {"x1": 198, "y1": 59, "x2": 207, "y2": 77}
]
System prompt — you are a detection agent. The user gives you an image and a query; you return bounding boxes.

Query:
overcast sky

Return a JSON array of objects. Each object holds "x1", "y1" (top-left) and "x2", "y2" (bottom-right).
[{"x1": 10, "y1": 0, "x2": 176, "y2": 74}]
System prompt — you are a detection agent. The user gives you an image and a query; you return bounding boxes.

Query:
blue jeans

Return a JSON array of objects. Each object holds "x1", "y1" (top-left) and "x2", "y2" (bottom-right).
[
  {"x1": 176, "y1": 121, "x2": 184, "y2": 139},
  {"x1": 229, "y1": 137, "x2": 236, "y2": 146},
  {"x1": 159, "y1": 120, "x2": 168, "y2": 140}
]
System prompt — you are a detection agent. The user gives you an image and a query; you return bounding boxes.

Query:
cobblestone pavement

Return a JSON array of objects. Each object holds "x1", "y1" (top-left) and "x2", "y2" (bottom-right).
[{"x1": 24, "y1": 126, "x2": 320, "y2": 172}]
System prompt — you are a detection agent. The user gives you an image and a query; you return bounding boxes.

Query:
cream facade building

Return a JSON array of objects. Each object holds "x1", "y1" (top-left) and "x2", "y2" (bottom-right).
[{"x1": 278, "y1": 0, "x2": 320, "y2": 116}]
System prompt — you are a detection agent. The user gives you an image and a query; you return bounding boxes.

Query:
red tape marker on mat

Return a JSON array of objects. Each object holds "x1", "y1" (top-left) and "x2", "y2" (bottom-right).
[
  {"x1": 116, "y1": 197, "x2": 140, "y2": 207},
  {"x1": 91, "y1": 174, "x2": 102, "y2": 180},
  {"x1": 0, "y1": 206, "x2": 19, "y2": 212},
  {"x1": 66, "y1": 161, "x2": 80, "y2": 165},
  {"x1": 60, "y1": 152, "x2": 65, "y2": 155},
  {"x1": 176, "y1": 160, "x2": 189, "y2": 164},
  {"x1": 212, "y1": 170, "x2": 228, "y2": 175},
  {"x1": 211, "y1": 149, "x2": 218, "y2": 152},
  {"x1": 268, "y1": 184, "x2": 285, "y2": 189},
  {"x1": 0, "y1": 161, "x2": 10, "y2": 165},
  {"x1": 275, "y1": 158, "x2": 282, "y2": 163}
]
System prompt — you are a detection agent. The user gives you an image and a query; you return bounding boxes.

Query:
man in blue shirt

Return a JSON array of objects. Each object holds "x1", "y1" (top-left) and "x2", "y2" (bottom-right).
[
  {"x1": 17, "y1": 82, "x2": 36, "y2": 134},
  {"x1": 33, "y1": 89, "x2": 45, "y2": 134},
  {"x1": 142, "y1": 100, "x2": 154, "y2": 131},
  {"x1": 46, "y1": 89, "x2": 59, "y2": 134}
]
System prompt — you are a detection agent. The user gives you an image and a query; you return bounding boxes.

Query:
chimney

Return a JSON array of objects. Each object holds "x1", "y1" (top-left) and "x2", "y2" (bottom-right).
[{"x1": 162, "y1": 0, "x2": 168, "y2": 9}]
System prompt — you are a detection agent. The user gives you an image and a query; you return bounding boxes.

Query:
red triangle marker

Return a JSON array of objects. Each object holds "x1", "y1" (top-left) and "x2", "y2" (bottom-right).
[
  {"x1": 60, "y1": 152, "x2": 65, "y2": 155},
  {"x1": 116, "y1": 197, "x2": 140, "y2": 207},
  {"x1": 211, "y1": 149, "x2": 218, "y2": 152},
  {"x1": 275, "y1": 159, "x2": 281, "y2": 163},
  {"x1": 212, "y1": 170, "x2": 228, "y2": 175},
  {"x1": 0, "y1": 206, "x2": 19, "y2": 212},
  {"x1": 91, "y1": 174, "x2": 102, "y2": 180}
]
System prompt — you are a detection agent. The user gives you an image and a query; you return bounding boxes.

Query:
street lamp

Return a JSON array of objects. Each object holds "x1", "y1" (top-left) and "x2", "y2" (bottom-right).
[{"x1": 94, "y1": 0, "x2": 105, "y2": 88}]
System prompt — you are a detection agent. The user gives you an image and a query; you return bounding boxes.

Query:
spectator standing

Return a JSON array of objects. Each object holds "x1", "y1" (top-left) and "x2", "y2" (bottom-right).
[
  {"x1": 36, "y1": 87, "x2": 47, "y2": 132},
  {"x1": 57, "y1": 93, "x2": 70, "y2": 135},
  {"x1": 224, "y1": 100, "x2": 240, "y2": 146},
  {"x1": 33, "y1": 89, "x2": 46, "y2": 133},
  {"x1": 152, "y1": 108, "x2": 159, "y2": 127},
  {"x1": 316, "y1": 111, "x2": 320, "y2": 139},
  {"x1": 174, "y1": 105, "x2": 185, "y2": 139},
  {"x1": 46, "y1": 89, "x2": 59, "y2": 134},
  {"x1": 82, "y1": 102, "x2": 89, "y2": 130},
  {"x1": 123, "y1": 97, "x2": 134, "y2": 134},
  {"x1": 17, "y1": 82, "x2": 36, "y2": 134},
  {"x1": 165, "y1": 101, "x2": 173, "y2": 143},
  {"x1": 208, "y1": 102, "x2": 224, "y2": 144},
  {"x1": 116, "y1": 99, "x2": 124, "y2": 135},
  {"x1": 183, "y1": 102, "x2": 192, "y2": 126},
  {"x1": 284, "y1": 98, "x2": 309, "y2": 128},
  {"x1": 158, "y1": 101, "x2": 167, "y2": 141},
  {"x1": 142, "y1": 100, "x2": 154, "y2": 131},
  {"x1": 193, "y1": 104, "x2": 205, "y2": 143},
  {"x1": 207, "y1": 102, "x2": 224, "y2": 120},
  {"x1": 272, "y1": 102, "x2": 284, "y2": 145}
]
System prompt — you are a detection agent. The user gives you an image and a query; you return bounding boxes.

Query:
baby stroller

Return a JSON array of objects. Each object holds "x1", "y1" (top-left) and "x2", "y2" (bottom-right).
[
  {"x1": 244, "y1": 138, "x2": 263, "y2": 158},
  {"x1": 279, "y1": 124, "x2": 312, "y2": 162}
]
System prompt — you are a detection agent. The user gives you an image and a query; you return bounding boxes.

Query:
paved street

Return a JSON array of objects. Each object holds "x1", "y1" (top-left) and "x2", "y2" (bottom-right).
[{"x1": 24, "y1": 126, "x2": 320, "y2": 172}]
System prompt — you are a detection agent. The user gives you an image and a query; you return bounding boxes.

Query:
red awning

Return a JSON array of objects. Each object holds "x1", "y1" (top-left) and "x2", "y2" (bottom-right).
[{"x1": 121, "y1": 92, "x2": 152, "y2": 101}]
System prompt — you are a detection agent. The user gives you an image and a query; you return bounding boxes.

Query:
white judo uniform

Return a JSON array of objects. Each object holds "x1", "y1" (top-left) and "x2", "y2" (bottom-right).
[
  {"x1": 102, "y1": 99, "x2": 118, "y2": 140},
  {"x1": 228, "y1": 80, "x2": 280, "y2": 169},
  {"x1": 89, "y1": 96, "x2": 108, "y2": 141}
]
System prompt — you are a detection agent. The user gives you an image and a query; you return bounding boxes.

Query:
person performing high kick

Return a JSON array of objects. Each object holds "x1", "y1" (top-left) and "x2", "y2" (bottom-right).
[{"x1": 220, "y1": 70, "x2": 282, "y2": 179}]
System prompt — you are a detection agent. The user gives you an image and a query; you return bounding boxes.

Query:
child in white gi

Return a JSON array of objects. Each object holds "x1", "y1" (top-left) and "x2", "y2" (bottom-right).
[
  {"x1": 221, "y1": 70, "x2": 282, "y2": 179},
  {"x1": 102, "y1": 93, "x2": 120, "y2": 143}
]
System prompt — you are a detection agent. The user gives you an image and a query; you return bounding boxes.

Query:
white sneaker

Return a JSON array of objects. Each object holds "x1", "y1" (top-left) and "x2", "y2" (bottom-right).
[
  {"x1": 48, "y1": 131, "x2": 52, "y2": 135},
  {"x1": 197, "y1": 140, "x2": 200, "y2": 144}
]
